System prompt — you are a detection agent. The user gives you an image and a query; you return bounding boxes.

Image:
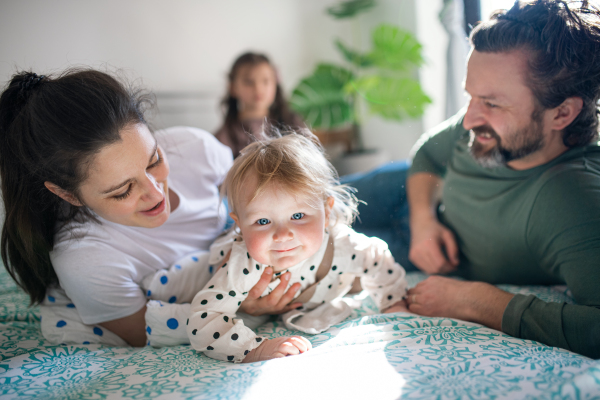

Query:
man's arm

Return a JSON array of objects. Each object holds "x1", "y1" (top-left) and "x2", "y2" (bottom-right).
[
  {"x1": 407, "y1": 173, "x2": 459, "y2": 274},
  {"x1": 503, "y1": 295, "x2": 600, "y2": 359},
  {"x1": 408, "y1": 162, "x2": 600, "y2": 359},
  {"x1": 407, "y1": 111, "x2": 468, "y2": 274},
  {"x1": 503, "y1": 169, "x2": 600, "y2": 359}
]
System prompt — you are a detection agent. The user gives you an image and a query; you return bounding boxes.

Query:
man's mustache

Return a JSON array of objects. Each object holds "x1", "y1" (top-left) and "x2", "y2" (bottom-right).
[{"x1": 471, "y1": 125, "x2": 500, "y2": 140}]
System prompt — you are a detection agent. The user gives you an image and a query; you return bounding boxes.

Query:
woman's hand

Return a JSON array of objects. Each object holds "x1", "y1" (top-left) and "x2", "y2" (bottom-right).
[
  {"x1": 239, "y1": 267, "x2": 302, "y2": 316},
  {"x1": 242, "y1": 336, "x2": 312, "y2": 363},
  {"x1": 405, "y1": 276, "x2": 514, "y2": 330}
]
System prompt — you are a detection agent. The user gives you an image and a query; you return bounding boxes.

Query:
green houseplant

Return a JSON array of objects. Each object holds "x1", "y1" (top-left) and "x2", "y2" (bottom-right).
[{"x1": 290, "y1": 0, "x2": 431, "y2": 154}]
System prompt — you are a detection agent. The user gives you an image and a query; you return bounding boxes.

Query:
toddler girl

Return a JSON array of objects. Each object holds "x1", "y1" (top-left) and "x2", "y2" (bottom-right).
[
  {"x1": 214, "y1": 52, "x2": 304, "y2": 157},
  {"x1": 187, "y1": 130, "x2": 408, "y2": 363}
]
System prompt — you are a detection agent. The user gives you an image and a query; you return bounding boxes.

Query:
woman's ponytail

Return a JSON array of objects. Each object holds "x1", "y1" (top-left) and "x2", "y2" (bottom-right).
[
  {"x1": 0, "y1": 72, "x2": 60, "y2": 304},
  {"x1": 0, "y1": 69, "x2": 153, "y2": 304}
]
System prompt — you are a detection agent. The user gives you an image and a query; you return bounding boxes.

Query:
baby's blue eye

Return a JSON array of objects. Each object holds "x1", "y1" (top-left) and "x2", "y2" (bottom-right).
[
  {"x1": 257, "y1": 218, "x2": 270, "y2": 225},
  {"x1": 292, "y1": 213, "x2": 304, "y2": 220}
]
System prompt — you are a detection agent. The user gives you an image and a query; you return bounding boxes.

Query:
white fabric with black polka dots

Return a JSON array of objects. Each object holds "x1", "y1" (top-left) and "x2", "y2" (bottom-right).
[{"x1": 187, "y1": 224, "x2": 408, "y2": 363}]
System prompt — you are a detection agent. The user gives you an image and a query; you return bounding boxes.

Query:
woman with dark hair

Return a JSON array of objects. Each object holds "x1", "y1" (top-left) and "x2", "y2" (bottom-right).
[
  {"x1": 0, "y1": 69, "x2": 302, "y2": 347},
  {"x1": 214, "y1": 52, "x2": 304, "y2": 157}
]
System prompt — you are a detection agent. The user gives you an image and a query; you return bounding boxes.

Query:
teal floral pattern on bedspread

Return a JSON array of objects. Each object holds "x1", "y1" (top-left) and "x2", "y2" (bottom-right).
[{"x1": 1, "y1": 268, "x2": 599, "y2": 399}]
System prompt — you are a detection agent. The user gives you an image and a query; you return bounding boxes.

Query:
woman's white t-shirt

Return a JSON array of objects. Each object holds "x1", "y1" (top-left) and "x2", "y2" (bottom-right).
[{"x1": 50, "y1": 127, "x2": 233, "y2": 325}]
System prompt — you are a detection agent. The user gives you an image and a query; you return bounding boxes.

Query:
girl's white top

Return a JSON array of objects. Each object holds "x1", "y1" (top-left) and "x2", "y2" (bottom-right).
[
  {"x1": 49, "y1": 127, "x2": 233, "y2": 325},
  {"x1": 188, "y1": 224, "x2": 408, "y2": 362}
]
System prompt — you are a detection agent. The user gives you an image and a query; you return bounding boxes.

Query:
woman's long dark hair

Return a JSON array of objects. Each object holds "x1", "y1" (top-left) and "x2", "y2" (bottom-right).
[
  {"x1": 221, "y1": 52, "x2": 301, "y2": 152},
  {"x1": 0, "y1": 69, "x2": 153, "y2": 305}
]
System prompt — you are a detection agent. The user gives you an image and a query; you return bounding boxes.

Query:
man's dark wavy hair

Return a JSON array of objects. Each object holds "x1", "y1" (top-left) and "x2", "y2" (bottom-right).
[{"x1": 470, "y1": 0, "x2": 600, "y2": 147}]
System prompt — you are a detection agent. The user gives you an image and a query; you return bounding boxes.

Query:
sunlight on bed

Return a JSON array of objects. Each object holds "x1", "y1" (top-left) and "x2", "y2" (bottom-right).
[{"x1": 241, "y1": 342, "x2": 405, "y2": 400}]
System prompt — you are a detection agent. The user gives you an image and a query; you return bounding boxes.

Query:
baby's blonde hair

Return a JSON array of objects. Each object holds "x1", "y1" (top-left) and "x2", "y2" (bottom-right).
[{"x1": 222, "y1": 128, "x2": 358, "y2": 227}]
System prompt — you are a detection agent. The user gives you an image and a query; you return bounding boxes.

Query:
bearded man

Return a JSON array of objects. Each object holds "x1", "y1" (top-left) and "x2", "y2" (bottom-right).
[{"x1": 404, "y1": 0, "x2": 600, "y2": 359}]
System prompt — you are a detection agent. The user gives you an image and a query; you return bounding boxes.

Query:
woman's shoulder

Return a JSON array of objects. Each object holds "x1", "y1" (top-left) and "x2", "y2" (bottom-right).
[
  {"x1": 155, "y1": 126, "x2": 231, "y2": 156},
  {"x1": 51, "y1": 218, "x2": 125, "y2": 260},
  {"x1": 156, "y1": 126, "x2": 233, "y2": 183}
]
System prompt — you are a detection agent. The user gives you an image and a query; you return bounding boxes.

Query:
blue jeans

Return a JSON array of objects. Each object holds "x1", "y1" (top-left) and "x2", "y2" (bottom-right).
[{"x1": 341, "y1": 160, "x2": 417, "y2": 271}]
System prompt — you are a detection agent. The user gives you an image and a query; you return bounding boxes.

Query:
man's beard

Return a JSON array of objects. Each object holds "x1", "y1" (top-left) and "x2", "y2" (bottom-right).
[{"x1": 468, "y1": 110, "x2": 545, "y2": 168}]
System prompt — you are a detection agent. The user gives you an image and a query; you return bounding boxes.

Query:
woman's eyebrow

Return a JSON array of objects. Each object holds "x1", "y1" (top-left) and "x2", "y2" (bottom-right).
[{"x1": 100, "y1": 141, "x2": 158, "y2": 195}]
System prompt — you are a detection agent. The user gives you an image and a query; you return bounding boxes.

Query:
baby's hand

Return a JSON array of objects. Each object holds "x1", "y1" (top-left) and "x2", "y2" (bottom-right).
[
  {"x1": 242, "y1": 336, "x2": 312, "y2": 363},
  {"x1": 382, "y1": 299, "x2": 409, "y2": 314}
]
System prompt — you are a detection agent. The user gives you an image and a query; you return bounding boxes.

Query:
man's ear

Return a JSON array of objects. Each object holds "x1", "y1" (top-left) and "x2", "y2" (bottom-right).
[
  {"x1": 44, "y1": 182, "x2": 83, "y2": 207},
  {"x1": 550, "y1": 96, "x2": 583, "y2": 131}
]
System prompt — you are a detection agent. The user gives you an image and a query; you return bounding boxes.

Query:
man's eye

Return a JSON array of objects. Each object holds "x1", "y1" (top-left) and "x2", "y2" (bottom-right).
[
  {"x1": 484, "y1": 101, "x2": 497, "y2": 108},
  {"x1": 257, "y1": 218, "x2": 270, "y2": 225},
  {"x1": 291, "y1": 213, "x2": 304, "y2": 220}
]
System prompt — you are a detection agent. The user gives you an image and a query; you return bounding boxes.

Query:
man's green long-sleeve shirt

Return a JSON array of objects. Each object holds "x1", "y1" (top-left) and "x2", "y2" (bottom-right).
[{"x1": 409, "y1": 111, "x2": 600, "y2": 359}]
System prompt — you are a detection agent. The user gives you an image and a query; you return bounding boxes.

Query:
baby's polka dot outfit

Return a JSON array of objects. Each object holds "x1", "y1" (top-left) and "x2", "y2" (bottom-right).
[{"x1": 188, "y1": 224, "x2": 408, "y2": 363}]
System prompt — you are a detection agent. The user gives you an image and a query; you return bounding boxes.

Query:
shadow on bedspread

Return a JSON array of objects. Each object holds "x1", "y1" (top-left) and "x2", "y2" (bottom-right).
[{"x1": 1, "y1": 267, "x2": 599, "y2": 400}]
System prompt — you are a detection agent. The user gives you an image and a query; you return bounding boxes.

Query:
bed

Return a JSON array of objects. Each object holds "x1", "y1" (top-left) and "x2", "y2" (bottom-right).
[{"x1": 1, "y1": 264, "x2": 599, "y2": 400}]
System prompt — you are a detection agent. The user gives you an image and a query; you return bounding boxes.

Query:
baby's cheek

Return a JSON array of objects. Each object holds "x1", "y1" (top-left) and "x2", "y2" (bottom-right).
[
  {"x1": 244, "y1": 233, "x2": 270, "y2": 265},
  {"x1": 302, "y1": 229, "x2": 325, "y2": 256}
]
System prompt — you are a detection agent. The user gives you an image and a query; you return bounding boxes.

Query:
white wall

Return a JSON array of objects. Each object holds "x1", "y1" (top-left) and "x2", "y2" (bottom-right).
[{"x1": 0, "y1": 0, "x2": 450, "y2": 161}]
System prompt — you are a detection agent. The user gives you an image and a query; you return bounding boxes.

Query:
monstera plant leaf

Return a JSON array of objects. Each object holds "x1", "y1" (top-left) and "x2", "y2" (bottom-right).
[
  {"x1": 290, "y1": 64, "x2": 354, "y2": 129},
  {"x1": 369, "y1": 24, "x2": 424, "y2": 71},
  {"x1": 347, "y1": 75, "x2": 432, "y2": 120},
  {"x1": 327, "y1": 0, "x2": 376, "y2": 19},
  {"x1": 335, "y1": 39, "x2": 373, "y2": 68}
]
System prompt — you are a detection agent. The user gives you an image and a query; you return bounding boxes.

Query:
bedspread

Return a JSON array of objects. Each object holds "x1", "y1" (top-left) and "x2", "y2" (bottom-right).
[{"x1": 1, "y1": 266, "x2": 599, "y2": 400}]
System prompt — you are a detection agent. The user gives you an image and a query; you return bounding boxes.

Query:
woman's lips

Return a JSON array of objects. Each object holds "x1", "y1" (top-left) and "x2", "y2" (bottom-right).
[{"x1": 140, "y1": 198, "x2": 166, "y2": 217}]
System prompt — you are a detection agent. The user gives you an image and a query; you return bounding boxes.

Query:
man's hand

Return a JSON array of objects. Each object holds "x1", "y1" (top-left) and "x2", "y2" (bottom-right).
[
  {"x1": 242, "y1": 336, "x2": 312, "y2": 363},
  {"x1": 406, "y1": 172, "x2": 459, "y2": 274},
  {"x1": 239, "y1": 268, "x2": 302, "y2": 316},
  {"x1": 405, "y1": 276, "x2": 514, "y2": 331},
  {"x1": 409, "y1": 217, "x2": 459, "y2": 274}
]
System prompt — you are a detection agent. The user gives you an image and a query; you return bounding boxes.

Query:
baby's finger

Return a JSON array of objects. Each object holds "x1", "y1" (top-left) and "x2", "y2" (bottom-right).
[
  {"x1": 279, "y1": 302, "x2": 304, "y2": 314},
  {"x1": 276, "y1": 282, "x2": 301, "y2": 308},
  {"x1": 267, "y1": 272, "x2": 292, "y2": 301},
  {"x1": 246, "y1": 267, "x2": 273, "y2": 300},
  {"x1": 280, "y1": 341, "x2": 300, "y2": 356},
  {"x1": 299, "y1": 336, "x2": 313, "y2": 351},
  {"x1": 288, "y1": 336, "x2": 311, "y2": 353}
]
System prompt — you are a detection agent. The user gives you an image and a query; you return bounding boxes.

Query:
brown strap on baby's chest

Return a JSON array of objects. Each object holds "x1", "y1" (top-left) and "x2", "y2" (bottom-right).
[{"x1": 292, "y1": 236, "x2": 334, "y2": 304}]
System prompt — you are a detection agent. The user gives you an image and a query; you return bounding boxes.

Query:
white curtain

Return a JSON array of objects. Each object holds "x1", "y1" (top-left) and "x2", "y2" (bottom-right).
[{"x1": 439, "y1": 0, "x2": 470, "y2": 118}]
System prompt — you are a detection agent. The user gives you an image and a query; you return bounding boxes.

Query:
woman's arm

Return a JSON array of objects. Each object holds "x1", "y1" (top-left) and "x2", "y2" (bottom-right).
[{"x1": 99, "y1": 305, "x2": 147, "y2": 347}]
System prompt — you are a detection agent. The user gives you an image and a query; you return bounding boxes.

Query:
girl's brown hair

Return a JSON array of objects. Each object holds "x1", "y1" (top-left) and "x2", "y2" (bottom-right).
[{"x1": 221, "y1": 52, "x2": 302, "y2": 152}]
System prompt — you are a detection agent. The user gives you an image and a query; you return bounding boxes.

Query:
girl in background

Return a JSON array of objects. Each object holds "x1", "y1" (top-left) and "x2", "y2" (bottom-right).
[{"x1": 214, "y1": 52, "x2": 304, "y2": 157}]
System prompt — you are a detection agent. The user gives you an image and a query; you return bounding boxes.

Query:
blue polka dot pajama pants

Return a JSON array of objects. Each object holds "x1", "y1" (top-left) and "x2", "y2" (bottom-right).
[{"x1": 40, "y1": 250, "x2": 213, "y2": 347}]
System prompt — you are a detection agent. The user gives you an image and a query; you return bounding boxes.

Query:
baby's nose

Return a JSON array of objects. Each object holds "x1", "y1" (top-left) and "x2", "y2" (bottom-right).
[{"x1": 273, "y1": 225, "x2": 293, "y2": 241}]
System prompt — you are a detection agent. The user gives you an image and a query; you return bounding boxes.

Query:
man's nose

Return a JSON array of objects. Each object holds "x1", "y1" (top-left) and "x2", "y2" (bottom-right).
[{"x1": 463, "y1": 99, "x2": 485, "y2": 131}]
